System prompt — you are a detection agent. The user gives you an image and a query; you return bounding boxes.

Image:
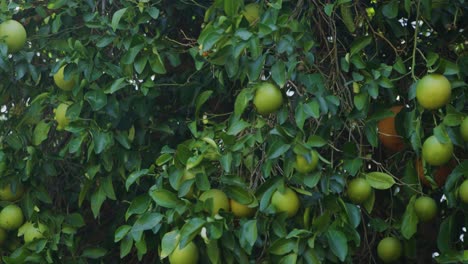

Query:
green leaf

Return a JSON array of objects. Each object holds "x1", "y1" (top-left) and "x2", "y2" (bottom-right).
[
  {"x1": 233, "y1": 88, "x2": 254, "y2": 120},
  {"x1": 345, "y1": 203, "x2": 361, "y2": 228},
  {"x1": 120, "y1": 236, "x2": 133, "y2": 258},
  {"x1": 125, "y1": 169, "x2": 149, "y2": 190},
  {"x1": 179, "y1": 218, "x2": 205, "y2": 248},
  {"x1": 131, "y1": 212, "x2": 163, "y2": 232},
  {"x1": 271, "y1": 60, "x2": 286, "y2": 88},
  {"x1": 85, "y1": 90, "x2": 107, "y2": 111},
  {"x1": 161, "y1": 230, "x2": 179, "y2": 259},
  {"x1": 32, "y1": 121, "x2": 51, "y2": 146},
  {"x1": 225, "y1": 185, "x2": 255, "y2": 205},
  {"x1": 125, "y1": 194, "x2": 151, "y2": 221},
  {"x1": 150, "y1": 52, "x2": 167, "y2": 74},
  {"x1": 269, "y1": 238, "x2": 296, "y2": 255},
  {"x1": 437, "y1": 215, "x2": 455, "y2": 253},
  {"x1": 227, "y1": 118, "x2": 250, "y2": 135},
  {"x1": 353, "y1": 92, "x2": 367, "y2": 110},
  {"x1": 306, "y1": 135, "x2": 327, "y2": 147},
  {"x1": 92, "y1": 130, "x2": 113, "y2": 154},
  {"x1": 224, "y1": 0, "x2": 241, "y2": 17},
  {"x1": 365, "y1": 172, "x2": 395, "y2": 190},
  {"x1": 115, "y1": 225, "x2": 132, "y2": 242},
  {"x1": 82, "y1": 247, "x2": 107, "y2": 259},
  {"x1": 91, "y1": 185, "x2": 106, "y2": 218},
  {"x1": 401, "y1": 196, "x2": 418, "y2": 239},
  {"x1": 266, "y1": 140, "x2": 290, "y2": 159},
  {"x1": 295, "y1": 103, "x2": 306, "y2": 131},
  {"x1": 149, "y1": 188, "x2": 182, "y2": 208},
  {"x1": 105, "y1": 77, "x2": 128, "y2": 94},
  {"x1": 350, "y1": 36, "x2": 372, "y2": 57},
  {"x1": 240, "y1": 220, "x2": 258, "y2": 253},
  {"x1": 195, "y1": 90, "x2": 213, "y2": 119},
  {"x1": 326, "y1": 229, "x2": 348, "y2": 262},
  {"x1": 382, "y1": 0, "x2": 399, "y2": 18},
  {"x1": 111, "y1": 8, "x2": 128, "y2": 31}
]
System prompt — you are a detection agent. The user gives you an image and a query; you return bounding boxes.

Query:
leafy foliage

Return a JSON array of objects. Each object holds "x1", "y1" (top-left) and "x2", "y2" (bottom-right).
[{"x1": 0, "y1": 0, "x2": 467, "y2": 263}]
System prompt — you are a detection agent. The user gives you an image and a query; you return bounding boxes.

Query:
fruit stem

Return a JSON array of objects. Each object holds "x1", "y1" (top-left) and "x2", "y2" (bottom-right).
[{"x1": 411, "y1": 0, "x2": 421, "y2": 81}]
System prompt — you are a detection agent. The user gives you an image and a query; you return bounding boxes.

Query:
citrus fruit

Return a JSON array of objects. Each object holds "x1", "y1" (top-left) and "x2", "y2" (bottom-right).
[
  {"x1": 253, "y1": 82, "x2": 283, "y2": 115},
  {"x1": 295, "y1": 150, "x2": 319, "y2": 174},
  {"x1": 0, "y1": 204, "x2": 24, "y2": 230},
  {"x1": 243, "y1": 3, "x2": 261, "y2": 24},
  {"x1": 19, "y1": 221, "x2": 48, "y2": 243},
  {"x1": 54, "y1": 103, "x2": 70, "y2": 130},
  {"x1": 271, "y1": 186, "x2": 300, "y2": 218},
  {"x1": 414, "y1": 196, "x2": 437, "y2": 222},
  {"x1": 377, "y1": 105, "x2": 405, "y2": 152},
  {"x1": 415, "y1": 159, "x2": 453, "y2": 187},
  {"x1": 377, "y1": 237, "x2": 402, "y2": 263},
  {"x1": 422, "y1": 135, "x2": 453, "y2": 166},
  {"x1": 347, "y1": 178, "x2": 372, "y2": 204},
  {"x1": 459, "y1": 180, "x2": 468, "y2": 204},
  {"x1": 199, "y1": 189, "x2": 230, "y2": 216},
  {"x1": 461, "y1": 117, "x2": 468, "y2": 142},
  {"x1": 0, "y1": 227, "x2": 6, "y2": 246},
  {"x1": 0, "y1": 183, "x2": 24, "y2": 201},
  {"x1": 53, "y1": 65, "x2": 77, "y2": 91},
  {"x1": 169, "y1": 241, "x2": 199, "y2": 264},
  {"x1": 0, "y1": 20, "x2": 27, "y2": 53},
  {"x1": 229, "y1": 199, "x2": 256, "y2": 218},
  {"x1": 416, "y1": 74, "x2": 451, "y2": 110}
]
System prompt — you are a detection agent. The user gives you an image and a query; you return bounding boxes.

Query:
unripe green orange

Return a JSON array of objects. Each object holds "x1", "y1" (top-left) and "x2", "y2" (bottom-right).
[
  {"x1": 0, "y1": 204, "x2": 24, "y2": 230},
  {"x1": 271, "y1": 187, "x2": 300, "y2": 218},
  {"x1": 295, "y1": 150, "x2": 319, "y2": 174},
  {"x1": 347, "y1": 178, "x2": 372, "y2": 204},
  {"x1": 414, "y1": 196, "x2": 437, "y2": 222},
  {"x1": 199, "y1": 189, "x2": 230, "y2": 216},
  {"x1": 169, "y1": 241, "x2": 199, "y2": 264},
  {"x1": 253, "y1": 82, "x2": 283, "y2": 115},
  {"x1": 0, "y1": 20, "x2": 27, "y2": 53},
  {"x1": 230, "y1": 199, "x2": 256, "y2": 218},
  {"x1": 54, "y1": 65, "x2": 78, "y2": 91},
  {"x1": 416, "y1": 74, "x2": 451, "y2": 110},
  {"x1": 377, "y1": 237, "x2": 402, "y2": 263},
  {"x1": 422, "y1": 135, "x2": 453, "y2": 166}
]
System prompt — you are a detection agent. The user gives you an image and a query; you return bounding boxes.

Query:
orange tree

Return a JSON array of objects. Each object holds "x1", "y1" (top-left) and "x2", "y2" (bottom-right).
[{"x1": 0, "y1": 0, "x2": 467, "y2": 263}]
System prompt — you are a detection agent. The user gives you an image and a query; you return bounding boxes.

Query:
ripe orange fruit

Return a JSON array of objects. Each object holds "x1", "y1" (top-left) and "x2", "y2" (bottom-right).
[
  {"x1": 377, "y1": 105, "x2": 405, "y2": 152},
  {"x1": 415, "y1": 159, "x2": 454, "y2": 187},
  {"x1": 169, "y1": 241, "x2": 199, "y2": 264},
  {"x1": 229, "y1": 199, "x2": 256, "y2": 218},
  {"x1": 461, "y1": 117, "x2": 468, "y2": 142},
  {"x1": 253, "y1": 82, "x2": 283, "y2": 115},
  {"x1": 414, "y1": 196, "x2": 437, "y2": 222},
  {"x1": 459, "y1": 180, "x2": 468, "y2": 204},
  {"x1": 199, "y1": 189, "x2": 230, "y2": 216},
  {"x1": 422, "y1": 135, "x2": 453, "y2": 166},
  {"x1": 377, "y1": 237, "x2": 402, "y2": 263},
  {"x1": 416, "y1": 74, "x2": 451, "y2": 110},
  {"x1": 270, "y1": 187, "x2": 300, "y2": 218},
  {"x1": 0, "y1": 20, "x2": 27, "y2": 53},
  {"x1": 295, "y1": 150, "x2": 319, "y2": 174},
  {"x1": 53, "y1": 65, "x2": 78, "y2": 91},
  {"x1": 347, "y1": 178, "x2": 372, "y2": 204}
]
